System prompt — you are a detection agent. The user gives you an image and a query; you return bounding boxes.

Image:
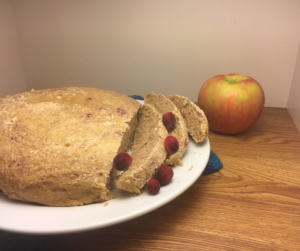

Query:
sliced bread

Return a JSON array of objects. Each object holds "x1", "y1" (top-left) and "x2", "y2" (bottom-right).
[
  {"x1": 168, "y1": 94, "x2": 209, "y2": 143},
  {"x1": 117, "y1": 103, "x2": 168, "y2": 193},
  {"x1": 145, "y1": 93, "x2": 189, "y2": 166}
]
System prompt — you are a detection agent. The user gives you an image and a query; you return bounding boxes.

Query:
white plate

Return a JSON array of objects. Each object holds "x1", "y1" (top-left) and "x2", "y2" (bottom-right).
[
  {"x1": 0, "y1": 138, "x2": 210, "y2": 235},
  {"x1": 0, "y1": 100, "x2": 210, "y2": 235}
]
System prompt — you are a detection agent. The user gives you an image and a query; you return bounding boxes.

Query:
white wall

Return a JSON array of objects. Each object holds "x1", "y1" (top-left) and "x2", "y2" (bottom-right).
[
  {"x1": 287, "y1": 42, "x2": 300, "y2": 132},
  {"x1": 0, "y1": 0, "x2": 26, "y2": 98},
  {"x1": 10, "y1": 0, "x2": 300, "y2": 106}
]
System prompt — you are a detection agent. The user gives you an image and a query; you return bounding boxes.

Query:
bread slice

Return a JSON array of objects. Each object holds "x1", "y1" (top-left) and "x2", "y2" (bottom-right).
[
  {"x1": 117, "y1": 103, "x2": 168, "y2": 193},
  {"x1": 144, "y1": 93, "x2": 189, "y2": 166},
  {"x1": 168, "y1": 95, "x2": 209, "y2": 143},
  {"x1": 0, "y1": 87, "x2": 140, "y2": 206}
]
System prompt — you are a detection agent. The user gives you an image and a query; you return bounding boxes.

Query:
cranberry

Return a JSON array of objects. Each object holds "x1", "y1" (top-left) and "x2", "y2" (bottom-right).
[
  {"x1": 164, "y1": 136, "x2": 179, "y2": 154},
  {"x1": 184, "y1": 139, "x2": 189, "y2": 148},
  {"x1": 162, "y1": 112, "x2": 176, "y2": 130},
  {"x1": 113, "y1": 152, "x2": 132, "y2": 171},
  {"x1": 117, "y1": 108, "x2": 126, "y2": 116},
  {"x1": 147, "y1": 179, "x2": 160, "y2": 195},
  {"x1": 155, "y1": 165, "x2": 173, "y2": 185}
]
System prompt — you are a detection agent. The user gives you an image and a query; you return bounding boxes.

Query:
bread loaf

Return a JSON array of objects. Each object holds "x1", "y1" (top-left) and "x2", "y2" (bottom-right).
[{"x1": 0, "y1": 87, "x2": 140, "y2": 206}]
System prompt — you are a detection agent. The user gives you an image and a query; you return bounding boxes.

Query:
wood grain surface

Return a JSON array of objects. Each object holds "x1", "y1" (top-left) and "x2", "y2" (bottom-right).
[{"x1": 1, "y1": 107, "x2": 300, "y2": 251}]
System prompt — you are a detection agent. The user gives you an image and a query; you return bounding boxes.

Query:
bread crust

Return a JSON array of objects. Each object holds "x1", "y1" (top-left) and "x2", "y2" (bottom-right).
[
  {"x1": 145, "y1": 93, "x2": 189, "y2": 166},
  {"x1": 0, "y1": 87, "x2": 140, "y2": 206},
  {"x1": 117, "y1": 104, "x2": 168, "y2": 193},
  {"x1": 168, "y1": 95, "x2": 209, "y2": 143}
]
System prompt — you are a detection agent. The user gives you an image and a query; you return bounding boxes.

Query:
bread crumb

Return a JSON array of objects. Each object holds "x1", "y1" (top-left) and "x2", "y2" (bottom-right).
[
  {"x1": 178, "y1": 181, "x2": 180, "y2": 183},
  {"x1": 193, "y1": 152, "x2": 196, "y2": 154},
  {"x1": 104, "y1": 202, "x2": 109, "y2": 207},
  {"x1": 188, "y1": 165, "x2": 193, "y2": 171},
  {"x1": 199, "y1": 153, "x2": 202, "y2": 155}
]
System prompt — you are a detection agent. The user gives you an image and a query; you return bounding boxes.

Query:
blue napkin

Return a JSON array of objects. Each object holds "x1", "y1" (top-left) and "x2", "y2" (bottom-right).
[
  {"x1": 128, "y1": 95, "x2": 144, "y2": 100},
  {"x1": 203, "y1": 150, "x2": 223, "y2": 174},
  {"x1": 129, "y1": 95, "x2": 223, "y2": 174}
]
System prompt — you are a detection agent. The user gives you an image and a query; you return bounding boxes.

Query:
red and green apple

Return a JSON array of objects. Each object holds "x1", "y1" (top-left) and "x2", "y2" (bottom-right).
[{"x1": 198, "y1": 73, "x2": 265, "y2": 134}]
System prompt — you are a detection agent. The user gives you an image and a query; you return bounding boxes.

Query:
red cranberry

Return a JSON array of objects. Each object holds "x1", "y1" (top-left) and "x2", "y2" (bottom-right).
[
  {"x1": 164, "y1": 136, "x2": 179, "y2": 154},
  {"x1": 155, "y1": 165, "x2": 173, "y2": 185},
  {"x1": 113, "y1": 152, "x2": 132, "y2": 171},
  {"x1": 117, "y1": 108, "x2": 126, "y2": 116},
  {"x1": 147, "y1": 179, "x2": 160, "y2": 195},
  {"x1": 184, "y1": 139, "x2": 189, "y2": 148},
  {"x1": 162, "y1": 112, "x2": 176, "y2": 130}
]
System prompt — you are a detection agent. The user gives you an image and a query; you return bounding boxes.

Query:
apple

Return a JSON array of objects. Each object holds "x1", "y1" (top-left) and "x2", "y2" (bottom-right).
[{"x1": 198, "y1": 73, "x2": 265, "y2": 134}]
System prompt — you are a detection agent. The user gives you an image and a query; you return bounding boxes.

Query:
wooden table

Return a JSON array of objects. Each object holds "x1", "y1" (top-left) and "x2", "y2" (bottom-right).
[{"x1": 1, "y1": 107, "x2": 300, "y2": 251}]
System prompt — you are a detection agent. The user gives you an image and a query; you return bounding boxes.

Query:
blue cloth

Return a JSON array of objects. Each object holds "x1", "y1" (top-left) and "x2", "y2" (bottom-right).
[
  {"x1": 203, "y1": 150, "x2": 223, "y2": 174},
  {"x1": 129, "y1": 95, "x2": 144, "y2": 100}
]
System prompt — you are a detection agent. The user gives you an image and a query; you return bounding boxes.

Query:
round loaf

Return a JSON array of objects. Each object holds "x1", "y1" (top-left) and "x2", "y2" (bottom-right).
[{"x1": 0, "y1": 87, "x2": 140, "y2": 206}]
